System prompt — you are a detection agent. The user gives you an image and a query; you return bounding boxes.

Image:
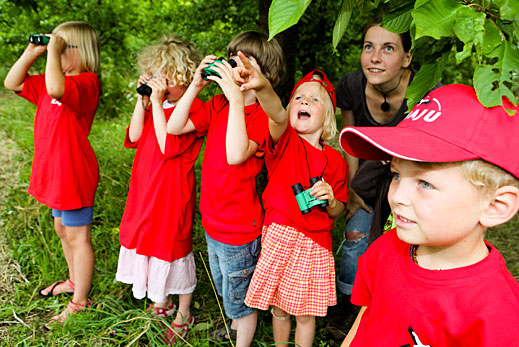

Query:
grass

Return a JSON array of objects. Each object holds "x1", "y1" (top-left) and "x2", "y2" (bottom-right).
[
  {"x1": 0, "y1": 89, "x2": 346, "y2": 346},
  {"x1": 1, "y1": 87, "x2": 518, "y2": 346}
]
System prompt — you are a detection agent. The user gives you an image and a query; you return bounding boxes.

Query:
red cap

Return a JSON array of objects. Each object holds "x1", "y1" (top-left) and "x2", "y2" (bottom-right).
[
  {"x1": 339, "y1": 84, "x2": 519, "y2": 178},
  {"x1": 290, "y1": 69, "x2": 336, "y2": 112}
]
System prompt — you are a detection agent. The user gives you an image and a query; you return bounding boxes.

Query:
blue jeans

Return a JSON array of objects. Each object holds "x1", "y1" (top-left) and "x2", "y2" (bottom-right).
[
  {"x1": 337, "y1": 206, "x2": 373, "y2": 295},
  {"x1": 205, "y1": 232, "x2": 261, "y2": 320}
]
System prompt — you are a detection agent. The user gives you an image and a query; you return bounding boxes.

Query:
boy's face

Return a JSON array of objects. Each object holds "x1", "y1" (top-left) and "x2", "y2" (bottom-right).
[{"x1": 388, "y1": 158, "x2": 489, "y2": 250}]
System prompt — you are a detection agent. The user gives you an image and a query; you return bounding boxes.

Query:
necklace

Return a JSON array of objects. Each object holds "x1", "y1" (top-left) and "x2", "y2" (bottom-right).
[
  {"x1": 411, "y1": 244, "x2": 419, "y2": 265},
  {"x1": 372, "y1": 75, "x2": 402, "y2": 112}
]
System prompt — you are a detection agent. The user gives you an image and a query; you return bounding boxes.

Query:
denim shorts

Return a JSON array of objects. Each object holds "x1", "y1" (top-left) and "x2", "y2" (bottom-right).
[
  {"x1": 205, "y1": 232, "x2": 261, "y2": 320},
  {"x1": 52, "y1": 206, "x2": 93, "y2": 227}
]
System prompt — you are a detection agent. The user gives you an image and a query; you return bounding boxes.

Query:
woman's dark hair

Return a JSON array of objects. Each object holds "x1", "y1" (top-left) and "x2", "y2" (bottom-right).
[{"x1": 363, "y1": 20, "x2": 412, "y2": 53}]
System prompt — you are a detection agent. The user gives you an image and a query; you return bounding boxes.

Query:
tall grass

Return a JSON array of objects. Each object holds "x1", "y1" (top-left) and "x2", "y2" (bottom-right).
[
  {"x1": 1, "y1": 88, "x2": 518, "y2": 346},
  {"x1": 0, "y1": 89, "x2": 346, "y2": 346}
]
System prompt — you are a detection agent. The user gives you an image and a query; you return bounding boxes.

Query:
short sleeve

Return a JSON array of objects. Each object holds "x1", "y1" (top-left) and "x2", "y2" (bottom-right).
[
  {"x1": 17, "y1": 74, "x2": 45, "y2": 106},
  {"x1": 190, "y1": 95, "x2": 226, "y2": 137},
  {"x1": 60, "y1": 72, "x2": 100, "y2": 115},
  {"x1": 326, "y1": 150, "x2": 349, "y2": 205},
  {"x1": 245, "y1": 105, "x2": 269, "y2": 150}
]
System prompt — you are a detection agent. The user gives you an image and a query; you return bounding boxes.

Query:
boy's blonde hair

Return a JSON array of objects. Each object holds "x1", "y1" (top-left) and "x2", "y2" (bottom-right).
[
  {"x1": 416, "y1": 159, "x2": 519, "y2": 191},
  {"x1": 288, "y1": 82, "x2": 337, "y2": 141},
  {"x1": 227, "y1": 31, "x2": 285, "y2": 88},
  {"x1": 53, "y1": 21, "x2": 100, "y2": 74},
  {"x1": 137, "y1": 35, "x2": 200, "y2": 87}
]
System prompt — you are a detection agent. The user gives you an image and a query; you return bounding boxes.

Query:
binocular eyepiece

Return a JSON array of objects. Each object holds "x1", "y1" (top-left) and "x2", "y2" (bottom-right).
[
  {"x1": 201, "y1": 57, "x2": 237, "y2": 81},
  {"x1": 292, "y1": 177, "x2": 328, "y2": 215},
  {"x1": 29, "y1": 34, "x2": 50, "y2": 45}
]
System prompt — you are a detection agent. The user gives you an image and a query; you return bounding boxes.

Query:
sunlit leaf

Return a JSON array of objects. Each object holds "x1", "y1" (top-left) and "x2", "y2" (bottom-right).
[
  {"x1": 412, "y1": 0, "x2": 463, "y2": 39},
  {"x1": 268, "y1": 0, "x2": 312, "y2": 40},
  {"x1": 453, "y1": 6, "x2": 485, "y2": 63},
  {"x1": 494, "y1": 0, "x2": 519, "y2": 20},
  {"x1": 332, "y1": 0, "x2": 354, "y2": 49},
  {"x1": 406, "y1": 53, "x2": 447, "y2": 110},
  {"x1": 474, "y1": 41, "x2": 519, "y2": 108},
  {"x1": 483, "y1": 20, "x2": 504, "y2": 55},
  {"x1": 382, "y1": 1, "x2": 414, "y2": 34}
]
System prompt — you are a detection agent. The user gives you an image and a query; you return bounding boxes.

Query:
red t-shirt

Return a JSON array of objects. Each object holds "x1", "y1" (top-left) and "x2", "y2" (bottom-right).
[
  {"x1": 190, "y1": 94, "x2": 268, "y2": 245},
  {"x1": 351, "y1": 229, "x2": 519, "y2": 346},
  {"x1": 119, "y1": 99, "x2": 204, "y2": 262},
  {"x1": 17, "y1": 73, "x2": 100, "y2": 210},
  {"x1": 262, "y1": 124, "x2": 349, "y2": 251}
]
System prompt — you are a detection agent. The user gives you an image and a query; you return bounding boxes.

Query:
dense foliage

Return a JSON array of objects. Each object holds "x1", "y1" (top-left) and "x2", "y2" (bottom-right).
[{"x1": 269, "y1": 0, "x2": 519, "y2": 111}]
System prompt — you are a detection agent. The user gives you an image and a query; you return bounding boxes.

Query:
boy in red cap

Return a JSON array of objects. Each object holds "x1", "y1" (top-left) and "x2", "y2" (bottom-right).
[
  {"x1": 233, "y1": 52, "x2": 349, "y2": 347},
  {"x1": 339, "y1": 84, "x2": 519, "y2": 346}
]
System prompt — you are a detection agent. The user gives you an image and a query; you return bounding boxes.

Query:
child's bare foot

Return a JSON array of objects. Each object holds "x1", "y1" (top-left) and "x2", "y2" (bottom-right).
[
  {"x1": 38, "y1": 279, "x2": 75, "y2": 299},
  {"x1": 164, "y1": 315, "x2": 194, "y2": 345}
]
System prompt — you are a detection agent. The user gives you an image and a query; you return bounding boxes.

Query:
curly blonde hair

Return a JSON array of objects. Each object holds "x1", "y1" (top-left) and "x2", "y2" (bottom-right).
[{"x1": 137, "y1": 35, "x2": 200, "y2": 87}]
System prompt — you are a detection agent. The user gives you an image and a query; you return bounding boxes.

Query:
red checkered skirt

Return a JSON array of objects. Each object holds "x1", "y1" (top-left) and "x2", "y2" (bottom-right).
[{"x1": 245, "y1": 223, "x2": 336, "y2": 316}]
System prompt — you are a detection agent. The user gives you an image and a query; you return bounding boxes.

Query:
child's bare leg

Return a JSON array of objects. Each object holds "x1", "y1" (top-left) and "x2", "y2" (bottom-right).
[
  {"x1": 65, "y1": 224, "x2": 94, "y2": 306},
  {"x1": 40, "y1": 218, "x2": 76, "y2": 296},
  {"x1": 155, "y1": 295, "x2": 173, "y2": 308},
  {"x1": 174, "y1": 293, "x2": 193, "y2": 325},
  {"x1": 235, "y1": 310, "x2": 257, "y2": 347},
  {"x1": 294, "y1": 315, "x2": 315, "y2": 347},
  {"x1": 272, "y1": 306, "x2": 291, "y2": 343}
]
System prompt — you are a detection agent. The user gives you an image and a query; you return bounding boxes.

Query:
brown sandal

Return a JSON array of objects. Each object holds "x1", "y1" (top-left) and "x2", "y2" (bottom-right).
[{"x1": 38, "y1": 279, "x2": 75, "y2": 299}]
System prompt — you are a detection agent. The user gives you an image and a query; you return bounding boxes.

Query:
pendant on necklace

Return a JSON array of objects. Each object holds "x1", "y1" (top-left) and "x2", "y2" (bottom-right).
[{"x1": 381, "y1": 95, "x2": 390, "y2": 112}]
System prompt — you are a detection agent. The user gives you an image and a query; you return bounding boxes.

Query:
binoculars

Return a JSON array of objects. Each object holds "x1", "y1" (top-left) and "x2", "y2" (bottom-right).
[
  {"x1": 201, "y1": 57, "x2": 237, "y2": 80},
  {"x1": 292, "y1": 177, "x2": 328, "y2": 215},
  {"x1": 136, "y1": 83, "x2": 152, "y2": 97},
  {"x1": 29, "y1": 34, "x2": 50, "y2": 45}
]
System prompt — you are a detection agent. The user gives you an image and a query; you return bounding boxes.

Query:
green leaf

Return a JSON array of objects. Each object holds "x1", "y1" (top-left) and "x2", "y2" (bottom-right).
[
  {"x1": 382, "y1": 1, "x2": 414, "y2": 34},
  {"x1": 190, "y1": 322, "x2": 213, "y2": 332},
  {"x1": 268, "y1": 0, "x2": 312, "y2": 40},
  {"x1": 412, "y1": 0, "x2": 463, "y2": 39},
  {"x1": 474, "y1": 41, "x2": 519, "y2": 108},
  {"x1": 406, "y1": 53, "x2": 447, "y2": 110},
  {"x1": 494, "y1": 0, "x2": 519, "y2": 20},
  {"x1": 453, "y1": 6, "x2": 485, "y2": 63},
  {"x1": 332, "y1": 0, "x2": 354, "y2": 49},
  {"x1": 483, "y1": 19, "x2": 504, "y2": 55},
  {"x1": 362, "y1": 0, "x2": 381, "y2": 12}
]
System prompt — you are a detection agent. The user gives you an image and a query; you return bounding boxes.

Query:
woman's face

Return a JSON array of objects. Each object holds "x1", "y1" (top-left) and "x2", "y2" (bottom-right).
[{"x1": 360, "y1": 25, "x2": 412, "y2": 87}]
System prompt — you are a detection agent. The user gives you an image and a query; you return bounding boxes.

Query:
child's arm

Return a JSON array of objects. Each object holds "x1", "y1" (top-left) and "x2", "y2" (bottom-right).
[
  {"x1": 207, "y1": 60, "x2": 259, "y2": 165},
  {"x1": 167, "y1": 55, "x2": 215, "y2": 135},
  {"x1": 311, "y1": 180, "x2": 346, "y2": 218},
  {"x1": 341, "y1": 306, "x2": 366, "y2": 347},
  {"x1": 4, "y1": 41, "x2": 47, "y2": 92},
  {"x1": 45, "y1": 34, "x2": 68, "y2": 99},
  {"x1": 146, "y1": 76, "x2": 170, "y2": 153},
  {"x1": 128, "y1": 74, "x2": 151, "y2": 144},
  {"x1": 236, "y1": 52, "x2": 288, "y2": 143}
]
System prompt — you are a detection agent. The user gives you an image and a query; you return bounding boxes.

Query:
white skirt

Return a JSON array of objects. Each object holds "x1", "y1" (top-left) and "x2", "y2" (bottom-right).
[{"x1": 115, "y1": 246, "x2": 196, "y2": 303}]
